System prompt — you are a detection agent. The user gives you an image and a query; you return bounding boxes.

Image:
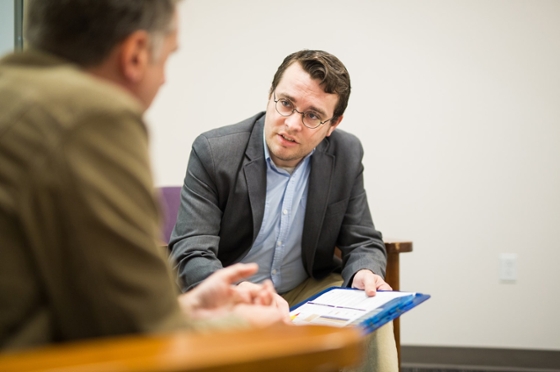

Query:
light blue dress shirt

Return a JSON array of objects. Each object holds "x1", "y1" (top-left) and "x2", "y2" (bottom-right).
[{"x1": 240, "y1": 134, "x2": 314, "y2": 293}]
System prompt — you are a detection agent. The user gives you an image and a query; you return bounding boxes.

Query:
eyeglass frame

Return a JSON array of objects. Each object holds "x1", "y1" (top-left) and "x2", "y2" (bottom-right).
[{"x1": 273, "y1": 91, "x2": 333, "y2": 129}]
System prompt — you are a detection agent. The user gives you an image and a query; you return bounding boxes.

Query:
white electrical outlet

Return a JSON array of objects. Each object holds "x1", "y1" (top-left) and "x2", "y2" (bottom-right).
[{"x1": 499, "y1": 253, "x2": 517, "y2": 282}]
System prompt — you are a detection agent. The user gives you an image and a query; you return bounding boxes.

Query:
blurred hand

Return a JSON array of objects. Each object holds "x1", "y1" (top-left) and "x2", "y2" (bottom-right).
[
  {"x1": 178, "y1": 263, "x2": 290, "y2": 326},
  {"x1": 231, "y1": 302, "x2": 291, "y2": 327},
  {"x1": 351, "y1": 269, "x2": 392, "y2": 297},
  {"x1": 237, "y1": 280, "x2": 290, "y2": 317}
]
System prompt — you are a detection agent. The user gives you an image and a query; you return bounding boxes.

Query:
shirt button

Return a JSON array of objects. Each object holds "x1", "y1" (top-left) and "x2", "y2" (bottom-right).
[
  {"x1": 272, "y1": 269, "x2": 277, "y2": 275},
  {"x1": 277, "y1": 241, "x2": 282, "y2": 246},
  {"x1": 283, "y1": 209, "x2": 288, "y2": 215}
]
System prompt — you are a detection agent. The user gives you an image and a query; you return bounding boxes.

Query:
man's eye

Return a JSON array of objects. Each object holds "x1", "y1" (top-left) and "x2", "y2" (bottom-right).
[
  {"x1": 306, "y1": 112, "x2": 320, "y2": 121},
  {"x1": 280, "y1": 99, "x2": 293, "y2": 108}
]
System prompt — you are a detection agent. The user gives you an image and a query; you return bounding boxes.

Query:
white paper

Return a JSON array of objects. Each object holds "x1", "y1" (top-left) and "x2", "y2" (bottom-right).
[{"x1": 290, "y1": 289, "x2": 414, "y2": 327}]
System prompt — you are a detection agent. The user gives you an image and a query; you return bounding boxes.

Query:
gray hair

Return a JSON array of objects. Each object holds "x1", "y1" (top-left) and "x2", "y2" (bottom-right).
[{"x1": 26, "y1": 0, "x2": 179, "y2": 67}]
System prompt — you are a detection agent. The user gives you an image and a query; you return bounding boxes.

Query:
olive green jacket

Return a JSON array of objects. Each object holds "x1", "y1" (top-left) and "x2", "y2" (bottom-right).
[{"x1": 0, "y1": 50, "x2": 188, "y2": 350}]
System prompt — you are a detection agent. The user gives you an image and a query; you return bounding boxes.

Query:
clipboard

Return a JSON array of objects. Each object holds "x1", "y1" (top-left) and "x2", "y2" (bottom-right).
[{"x1": 289, "y1": 287, "x2": 430, "y2": 334}]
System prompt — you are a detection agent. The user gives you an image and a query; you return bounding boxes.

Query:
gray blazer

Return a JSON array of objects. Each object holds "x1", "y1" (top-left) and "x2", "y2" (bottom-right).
[{"x1": 169, "y1": 112, "x2": 387, "y2": 292}]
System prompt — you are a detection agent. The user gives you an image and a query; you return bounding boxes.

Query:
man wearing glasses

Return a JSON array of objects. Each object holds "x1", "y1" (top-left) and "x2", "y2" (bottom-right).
[{"x1": 170, "y1": 50, "x2": 397, "y2": 371}]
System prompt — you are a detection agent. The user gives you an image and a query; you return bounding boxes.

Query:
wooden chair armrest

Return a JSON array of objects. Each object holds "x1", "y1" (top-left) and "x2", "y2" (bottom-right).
[
  {"x1": 384, "y1": 239, "x2": 413, "y2": 372},
  {"x1": 333, "y1": 239, "x2": 412, "y2": 289},
  {"x1": 384, "y1": 239, "x2": 413, "y2": 255},
  {"x1": 0, "y1": 324, "x2": 365, "y2": 372},
  {"x1": 383, "y1": 239, "x2": 412, "y2": 291}
]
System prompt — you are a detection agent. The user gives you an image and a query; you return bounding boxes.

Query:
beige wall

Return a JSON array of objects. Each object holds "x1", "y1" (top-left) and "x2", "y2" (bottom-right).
[{"x1": 146, "y1": 0, "x2": 560, "y2": 350}]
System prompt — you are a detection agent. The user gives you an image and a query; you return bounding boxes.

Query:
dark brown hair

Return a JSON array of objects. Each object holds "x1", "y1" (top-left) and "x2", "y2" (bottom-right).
[{"x1": 269, "y1": 50, "x2": 351, "y2": 123}]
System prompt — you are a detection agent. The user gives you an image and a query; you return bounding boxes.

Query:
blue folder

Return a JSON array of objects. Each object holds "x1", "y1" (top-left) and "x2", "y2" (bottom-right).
[{"x1": 290, "y1": 287, "x2": 430, "y2": 335}]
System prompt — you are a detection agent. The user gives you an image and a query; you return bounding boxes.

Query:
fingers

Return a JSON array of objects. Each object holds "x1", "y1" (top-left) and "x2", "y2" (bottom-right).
[
  {"x1": 351, "y1": 269, "x2": 373, "y2": 292},
  {"x1": 274, "y1": 294, "x2": 291, "y2": 323},
  {"x1": 232, "y1": 303, "x2": 291, "y2": 328},
  {"x1": 256, "y1": 280, "x2": 275, "y2": 306},
  {"x1": 363, "y1": 274, "x2": 377, "y2": 297},
  {"x1": 177, "y1": 291, "x2": 197, "y2": 314},
  {"x1": 245, "y1": 280, "x2": 290, "y2": 322},
  {"x1": 215, "y1": 263, "x2": 259, "y2": 285},
  {"x1": 259, "y1": 281, "x2": 290, "y2": 322},
  {"x1": 189, "y1": 264, "x2": 259, "y2": 309},
  {"x1": 237, "y1": 280, "x2": 274, "y2": 306},
  {"x1": 235, "y1": 281, "x2": 259, "y2": 303},
  {"x1": 352, "y1": 269, "x2": 392, "y2": 297},
  {"x1": 261, "y1": 279, "x2": 275, "y2": 293},
  {"x1": 377, "y1": 280, "x2": 392, "y2": 291}
]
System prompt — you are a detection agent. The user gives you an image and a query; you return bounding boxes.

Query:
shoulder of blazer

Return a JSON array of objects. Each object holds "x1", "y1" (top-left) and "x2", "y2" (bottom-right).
[
  {"x1": 315, "y1": 128, "x2": 363, "y2": 158},
  {"x1": 192, "y1": 112, "x2": 264, "y2": 156},
  {"x1": 197, "y1": 112, "x2": 265, "y2": 141}
]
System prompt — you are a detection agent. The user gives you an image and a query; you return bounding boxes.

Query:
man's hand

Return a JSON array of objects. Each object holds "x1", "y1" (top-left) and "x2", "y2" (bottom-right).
[
  {"x1": 237, "y1": 280, "x2": 290, "y2": 314},
  {"x1": 178, "y1": 263, "x2": 290, "y2": 326},
  {"x1": 351, "y1": 269, "x2": 392, "y2": 297}
]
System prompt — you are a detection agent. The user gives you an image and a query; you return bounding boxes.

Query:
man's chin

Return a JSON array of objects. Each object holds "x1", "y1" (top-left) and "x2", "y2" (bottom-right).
[{"x1": 270, "y1": 152, "x2": 303, "y2": 168}]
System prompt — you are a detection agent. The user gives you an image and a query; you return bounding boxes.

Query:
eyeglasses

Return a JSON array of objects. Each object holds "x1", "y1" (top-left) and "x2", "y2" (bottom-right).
[{"x1": 273, "y1": 92, "x2": 333, "y2": 129}]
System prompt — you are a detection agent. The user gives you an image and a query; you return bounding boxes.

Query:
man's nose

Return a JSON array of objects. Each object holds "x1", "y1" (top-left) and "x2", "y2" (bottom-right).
[{"x1": 284, "y1": 112, "x2": 303, "y2": 131}]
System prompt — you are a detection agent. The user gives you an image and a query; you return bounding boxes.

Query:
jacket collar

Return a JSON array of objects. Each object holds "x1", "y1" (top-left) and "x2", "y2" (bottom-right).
[
  {"x1": 245, "y1": 113, "x2": 266, "y2": 161},
  {"x1": 243, "y1": 113, "x2": 336, "y2": 270},
  {"x1": 243, "y1": 114, "x2": 267, "y2": 242}
]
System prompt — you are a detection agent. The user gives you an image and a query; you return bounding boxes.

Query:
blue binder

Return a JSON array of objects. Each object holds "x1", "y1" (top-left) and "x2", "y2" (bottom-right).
[{"x1": 290, "y1": 287, "x2": 430, "y2": 334}]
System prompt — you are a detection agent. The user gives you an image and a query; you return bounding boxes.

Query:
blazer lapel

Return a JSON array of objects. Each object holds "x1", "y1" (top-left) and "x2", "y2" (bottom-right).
[
  {"x1": 243, "y1": 115, "x2": 267, "y2": 242},
  {"x1": 302, "y1": 139, "x2": 334, "y2": 271}
]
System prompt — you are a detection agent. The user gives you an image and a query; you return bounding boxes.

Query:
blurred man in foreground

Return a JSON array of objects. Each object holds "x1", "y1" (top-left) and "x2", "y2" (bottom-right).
[{"x1": 0, "y1": 0, "x2": 287, "y2": 351}]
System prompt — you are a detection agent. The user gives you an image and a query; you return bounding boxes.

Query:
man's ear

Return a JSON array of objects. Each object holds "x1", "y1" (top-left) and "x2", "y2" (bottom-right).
[
  {"x1": 119, "y1": 30, "x2": 150, "y2": 83},
  {"x1": 326, "y1": 115, "x2": 343, "y2": 137}
]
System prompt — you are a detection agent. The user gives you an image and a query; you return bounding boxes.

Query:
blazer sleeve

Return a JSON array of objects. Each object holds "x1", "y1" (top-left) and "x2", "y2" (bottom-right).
[
  {"x1": 334, "y1": 137, "x2": 387, "y2": 286},
  {"x1": 169, "y1": 135, "x2": 225, "y2": 292}
]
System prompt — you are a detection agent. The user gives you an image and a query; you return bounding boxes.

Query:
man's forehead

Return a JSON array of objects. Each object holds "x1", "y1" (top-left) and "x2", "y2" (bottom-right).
[{"x1": 276, "y1": 84, "x2": 338, "y2": 115}]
